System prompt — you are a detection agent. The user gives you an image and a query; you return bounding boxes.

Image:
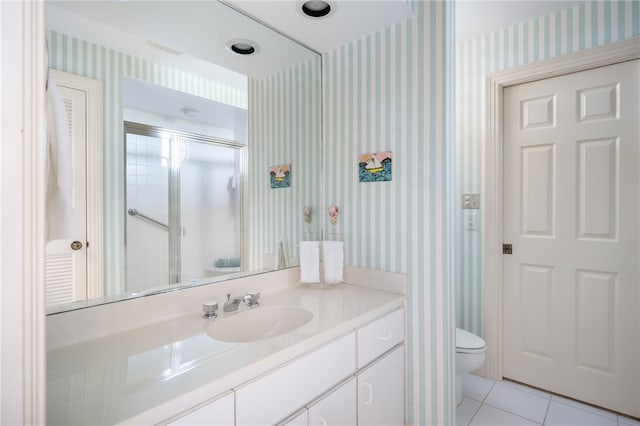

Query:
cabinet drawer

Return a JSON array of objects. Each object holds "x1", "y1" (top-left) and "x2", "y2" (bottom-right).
[
  {"x1": 357, "y1": 308, "x2": 404, "y2": 368},
  {"x1": 235, "y1": 332, "x2": 356, "y2": 425}
]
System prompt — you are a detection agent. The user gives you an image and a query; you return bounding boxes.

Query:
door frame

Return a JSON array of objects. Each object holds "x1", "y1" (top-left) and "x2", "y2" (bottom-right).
[
  {"x1": 482, "y1": 37, "x2": 640, "y2": 381},
  {"x1": 1, "y1": 1, "x2": 46, "y2": 422}
]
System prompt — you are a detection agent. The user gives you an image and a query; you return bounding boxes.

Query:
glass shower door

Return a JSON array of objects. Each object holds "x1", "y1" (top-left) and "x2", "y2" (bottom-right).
[
  {"x1": 125, "y1": 123, "x2": 244, "y2": 294},
  {"x1": 178, "y1": 137, "x2": 242, "y2": 282}
]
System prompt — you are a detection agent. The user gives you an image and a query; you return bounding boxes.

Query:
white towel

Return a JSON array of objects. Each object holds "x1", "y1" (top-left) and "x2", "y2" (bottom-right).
[
  {"x1": 299, "y1": 241, "x2": 320, "y2": 283},
  {"x1": 322, "y1": 241, "x2": 344, "y2": 284},
  {"x1": 46, "y1": 75, "x2": 75, "y2": 241}
]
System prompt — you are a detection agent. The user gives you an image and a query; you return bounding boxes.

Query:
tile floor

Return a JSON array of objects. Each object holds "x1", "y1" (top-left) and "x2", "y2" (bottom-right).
[{"x1": 457, "y1": 374, "x2": 640, "y2": 426}]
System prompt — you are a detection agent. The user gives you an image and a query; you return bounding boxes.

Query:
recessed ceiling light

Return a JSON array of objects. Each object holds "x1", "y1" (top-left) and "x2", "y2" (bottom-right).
[
  {"x1": 226, "y1": 39, "x2": 259, "y2": 56},
  {"x1": 300, "y1": 0, "x2": 333, "y2": 18}
]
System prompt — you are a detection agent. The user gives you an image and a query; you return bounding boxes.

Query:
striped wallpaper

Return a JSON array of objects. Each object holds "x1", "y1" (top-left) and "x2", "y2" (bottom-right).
[
  {"x1": 48, "y1": 30, "x2": 247, "y2": 295},
  {"x1": 323, "y1": 1, "x2": 456, "y2": 424},
  {"x1": 455, "y1": 1, "x2": 640, "y2": 338},
  {"x1": 247, "y1": 57, "x2": 322, "y2": 270}
]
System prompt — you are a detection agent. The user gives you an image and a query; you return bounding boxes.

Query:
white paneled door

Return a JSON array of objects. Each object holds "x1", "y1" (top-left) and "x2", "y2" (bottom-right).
[
  {"x1": 503, "y1": 60, "x2": 639, "y2": 418},
  {"x1": 45, "y1": 79, "x2": 88, "y2": 306}
]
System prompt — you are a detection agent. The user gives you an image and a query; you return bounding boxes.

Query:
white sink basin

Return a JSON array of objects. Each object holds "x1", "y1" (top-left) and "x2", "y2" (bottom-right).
[{"x1": 205, "y1": 306, "x2": 313, "y2": 343}]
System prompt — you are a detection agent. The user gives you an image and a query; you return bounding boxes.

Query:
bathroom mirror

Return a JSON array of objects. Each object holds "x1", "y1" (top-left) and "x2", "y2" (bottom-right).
[{"x1": 44, "y1": 1, "x2": 322, "y2": 314}]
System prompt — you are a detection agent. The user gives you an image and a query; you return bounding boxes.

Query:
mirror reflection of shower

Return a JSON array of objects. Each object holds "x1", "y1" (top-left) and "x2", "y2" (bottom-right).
[{"x1": 125, "y1": 123, "x2": 245, "y2": 294}]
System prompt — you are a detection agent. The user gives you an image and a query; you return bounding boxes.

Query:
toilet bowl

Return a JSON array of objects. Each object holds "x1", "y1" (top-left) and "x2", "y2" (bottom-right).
[{"x1": 455, "y1": 328, "x2": 486, "y2": 406}]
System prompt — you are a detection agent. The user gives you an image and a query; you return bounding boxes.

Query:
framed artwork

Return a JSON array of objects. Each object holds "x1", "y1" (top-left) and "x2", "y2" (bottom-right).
[
  {"x1": 358, "y1": 151, "x2": 392, "y2": 182},
  {"x1": 270, "y1": 164, "x2": 291, "y2": 188}
]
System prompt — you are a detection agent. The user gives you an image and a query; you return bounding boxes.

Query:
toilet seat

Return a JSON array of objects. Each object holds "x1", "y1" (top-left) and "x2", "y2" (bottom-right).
[
  {"x1": 456, "y1": 328, "x2": 486, "y2": 353},
  {"x1": 456, "y1": 346, "x2": 485, "y2": 354}
]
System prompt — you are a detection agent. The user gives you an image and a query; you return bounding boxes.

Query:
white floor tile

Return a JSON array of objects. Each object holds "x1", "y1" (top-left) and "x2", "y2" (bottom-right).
[
  {"x1": 462, "y1": 376, "x2": 627, "y2": 426},
  {"x1": 456, "y1": 398, "x2": 481, "y2": 426},
  {"x1": 544, "y1": 400, "x2": 617, "y2": 426},
  {"x1": 618, "y1": 416, "x2": 640, "y2": 426},
  {"x1": 551, "y1": 395, "x2": 617, "y2": 422},
  {"x1": 462, "y1": 373, "x2": 494, "y2": 402},
  {"x1": 501, "y1": 380, "x2": 552, "y2": 400},
  {"x1": 484, "y1": 382, "x2": 550, "y2": 423},
  {"x1": 469, "y1": 404, "x2": 540, "y2": 426}
]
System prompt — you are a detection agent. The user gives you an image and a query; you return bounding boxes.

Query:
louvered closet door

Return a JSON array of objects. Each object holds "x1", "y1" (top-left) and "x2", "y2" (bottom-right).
[
  {"x1": 503, "y1": 59, "x2": 639, "y2": 418},
  {"x1": 45, "y1": 82, "x2": 87, "y2": 306}
]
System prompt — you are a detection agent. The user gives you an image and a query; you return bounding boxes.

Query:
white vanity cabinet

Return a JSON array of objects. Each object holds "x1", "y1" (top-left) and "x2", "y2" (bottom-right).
[
  {"x1": 159, "y1": 306, "x2": 405, "y2": 426},
  {"x1": 47, "y1": 280, "x2": 407, "y2": 426},
  {"x1": 167, "y1": 391, "x2": 234, "y2": 426}
]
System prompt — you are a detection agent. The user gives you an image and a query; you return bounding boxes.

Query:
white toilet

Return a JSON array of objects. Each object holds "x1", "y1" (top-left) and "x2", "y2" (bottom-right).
[{"x1": 455, "y1": 328, "x2": 486, "y2": 406}]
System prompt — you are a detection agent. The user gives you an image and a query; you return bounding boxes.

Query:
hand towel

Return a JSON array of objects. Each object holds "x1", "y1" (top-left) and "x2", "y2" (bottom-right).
[
  {"x1": 322, "y1": 241, "x2": 344, "y2": 284},
  {"x1": 46, "y1": 75, "x2": 75, "y2": 241},
  {"x1": 299, "y1": 241, "x2": 320, "y2": 283}
]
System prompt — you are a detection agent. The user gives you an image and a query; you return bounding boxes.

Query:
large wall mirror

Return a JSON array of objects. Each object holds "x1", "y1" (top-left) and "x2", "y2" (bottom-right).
[{"x1": 45, "y1": 1, "x2": 322, "y2": 314}]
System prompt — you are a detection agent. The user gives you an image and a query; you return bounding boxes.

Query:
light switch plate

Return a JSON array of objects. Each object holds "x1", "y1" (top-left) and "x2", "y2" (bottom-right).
[{"x1": 462, "y1": 193, "x2": 480, "y2": 209}]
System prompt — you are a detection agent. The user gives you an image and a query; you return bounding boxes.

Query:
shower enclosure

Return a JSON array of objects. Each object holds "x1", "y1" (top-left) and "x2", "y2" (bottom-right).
[{"x1": 124, "y1": 122, "x2": 244, "y2": 294}]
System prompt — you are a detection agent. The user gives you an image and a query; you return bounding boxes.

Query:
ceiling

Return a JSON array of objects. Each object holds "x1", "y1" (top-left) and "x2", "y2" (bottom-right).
[{"x1": 226, "y1": 0, "x2": 413, "y2": 53}]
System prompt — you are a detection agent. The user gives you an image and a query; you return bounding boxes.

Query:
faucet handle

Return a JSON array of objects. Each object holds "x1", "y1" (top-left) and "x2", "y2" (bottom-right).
[
  {"x1": 245, "y1": 292, "x2": 260, "y2": 307},
  {"x1": 202, "y1": 301, "x2": 219, "y2": 319}
]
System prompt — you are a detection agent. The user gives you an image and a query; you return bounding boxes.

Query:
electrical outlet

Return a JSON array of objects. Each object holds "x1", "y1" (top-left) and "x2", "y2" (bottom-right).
[{"x1": 462, "y1": 193, "x2": 480, "y2": 209}]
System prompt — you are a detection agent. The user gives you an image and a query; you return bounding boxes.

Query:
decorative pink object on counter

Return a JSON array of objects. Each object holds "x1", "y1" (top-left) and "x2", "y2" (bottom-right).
[{"x1": 328, "y1": 205, "x2": 339, "y2": 225}]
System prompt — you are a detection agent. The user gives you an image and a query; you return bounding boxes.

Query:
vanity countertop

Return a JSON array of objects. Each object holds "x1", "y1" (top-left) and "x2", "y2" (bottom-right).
[{"x1": 47, "y1": 283, "x2": 405, "y2": 425}]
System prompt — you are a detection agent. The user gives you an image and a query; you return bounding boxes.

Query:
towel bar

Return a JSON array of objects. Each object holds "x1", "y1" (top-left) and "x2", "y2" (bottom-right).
[{"x1": 127, "y1": 208, "x2": 169, "y2": 231}]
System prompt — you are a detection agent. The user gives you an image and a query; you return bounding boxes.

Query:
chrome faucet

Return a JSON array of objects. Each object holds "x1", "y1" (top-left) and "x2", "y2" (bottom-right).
[{"x1": 223, "y1": 292, "x2": 260, "y2": 312}]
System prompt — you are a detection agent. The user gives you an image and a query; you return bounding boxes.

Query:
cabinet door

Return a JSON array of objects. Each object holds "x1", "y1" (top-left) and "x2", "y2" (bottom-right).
[
  {"x1": 357, "y1": 346, "x2": 404, "y2": 426},
  {"x1": 308, "y1": 378, "x2": 356, "y2": 426},
  {"x1": 168, "y1": 391, "x2": 234, "y2": 426}
]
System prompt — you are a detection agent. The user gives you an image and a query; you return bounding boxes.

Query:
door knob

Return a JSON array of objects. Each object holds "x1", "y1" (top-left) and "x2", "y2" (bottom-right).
[{"x1": 70, "y1": 241, "x2": 83, "y2": 250}]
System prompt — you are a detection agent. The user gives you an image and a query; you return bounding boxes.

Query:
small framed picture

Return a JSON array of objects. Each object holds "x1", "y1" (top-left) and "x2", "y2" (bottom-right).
[
  {"x1": 270, "y1": 164, "x2": 291, "y2": 188},
  {"x1": 359, "y1": 151, "x2": 392, "y2": 182}
]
